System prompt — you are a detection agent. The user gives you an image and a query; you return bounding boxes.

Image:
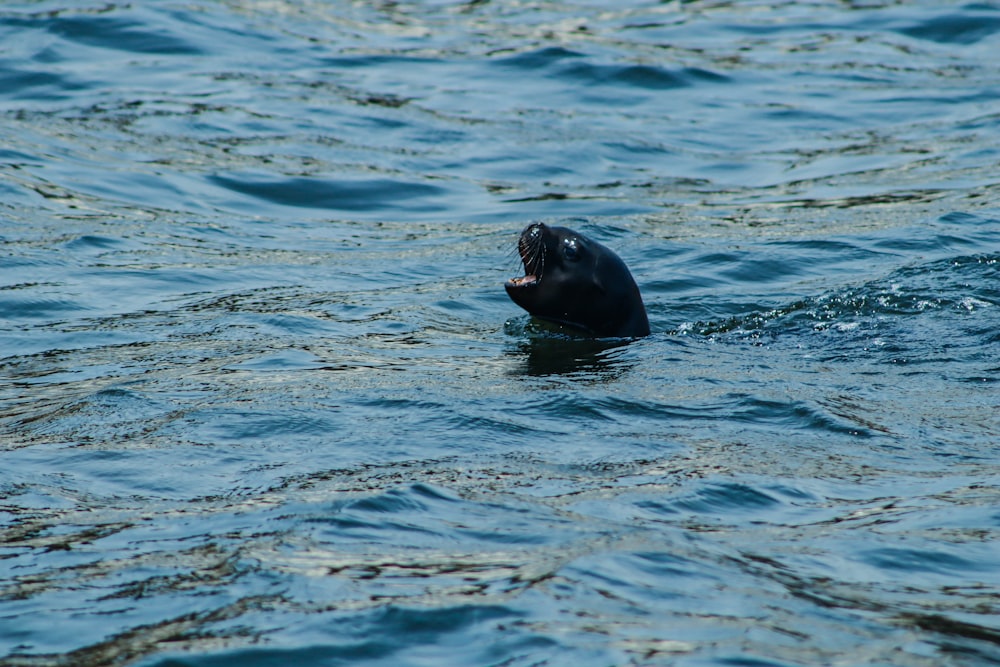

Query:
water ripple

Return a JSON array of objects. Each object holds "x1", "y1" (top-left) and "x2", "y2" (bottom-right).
[
  {"x1": 2, "y1": 2, "x2": 1000, "y2": 666},
  {"x1": 209, "y1": 173, "x2": 448, "y2": 213}
]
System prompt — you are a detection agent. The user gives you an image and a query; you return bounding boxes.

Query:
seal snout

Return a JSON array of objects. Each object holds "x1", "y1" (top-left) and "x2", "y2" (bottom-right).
[{"x1": 508, "y1": 223, "x2": 546, "y2": 288}]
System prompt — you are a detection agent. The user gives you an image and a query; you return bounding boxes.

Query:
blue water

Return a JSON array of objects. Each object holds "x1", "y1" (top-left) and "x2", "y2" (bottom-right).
[{"x1": 1, "y1": 2, "x2": 999, "y2": 665}]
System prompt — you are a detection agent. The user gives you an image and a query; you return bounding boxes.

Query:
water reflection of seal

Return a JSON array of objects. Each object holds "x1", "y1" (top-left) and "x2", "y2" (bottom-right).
[{"x1": 505, "y1": 223, "x2": 650, "y2": 338}]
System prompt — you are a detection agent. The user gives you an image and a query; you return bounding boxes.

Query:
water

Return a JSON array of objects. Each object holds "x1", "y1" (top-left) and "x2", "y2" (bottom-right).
[{"x1": 1, "y1": 1, "x2": 998, "y2": 665}]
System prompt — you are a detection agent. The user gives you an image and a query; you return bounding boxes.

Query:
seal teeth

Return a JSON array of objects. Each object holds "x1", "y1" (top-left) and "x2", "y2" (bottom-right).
[{"x1": 507, "y1": 274, "x2": 538, "y2": 288}]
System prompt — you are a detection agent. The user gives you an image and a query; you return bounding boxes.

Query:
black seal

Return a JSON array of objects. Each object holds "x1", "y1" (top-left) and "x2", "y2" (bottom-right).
[{"x1": 505, "y1": 223, "x2": 649, "y2": 338}]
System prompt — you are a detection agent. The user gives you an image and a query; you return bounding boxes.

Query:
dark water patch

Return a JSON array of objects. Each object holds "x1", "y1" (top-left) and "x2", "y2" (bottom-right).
[
  {"x1": 562, "y1": 551, "x2": 696, "y2": 609},
  {"x1": 145, "y1": 605, "x2": 533, "y2": 667},
  {"x1": 727, "y1": 393, "x2": 871, "y2": 437},
  {"x1": 591, "y1": 395, "x2": 706, "y2": 425},
  {"x1": 760, "y1": 105, "x2": 847, "y2": 127},
  {"x1": 196, "y1": 409, "x2": 338, "y2": 443},
  {"x1": 0, "y1": 65, "x2": 85, "y2": 101},
  {"x1": 898, "y1": 9, "x2": 1000, "y2": 44},
  {"x1": 862, "y1": 546, "x2": 991, "y2": 577},
  {"x1": 227, "y1": 348, "x2": 327, "y2": 372},
  {"x1": 760, "y1": 189, "x2": 950, "y2": 211},
  {"x1": 1, "y1": 13, "x2": 203, "y2": 56},
  {"x1": 502, "y1": 331, "x2": 639, "y2": 378},
  {"x1": 898, "y1": 612, "x2": 1000, "y2": 655},
  {"x1": 561, "y1": 62, "x2": 693, "y2": 90},
  {"x1": 346, "y1": 486, "x2": 433, "y2": 515},
  {"x1": 303, "y1": 483, "x2": 582, "y2": 549},
  {"x1": 0, "y1": 295, "x2": 88, "y2": 320},
  {"x1": 638, "y1": 482, "x2": 785, "y2": 520},
  {"x1": 62, "y1": 234, "x2": 125, "y2": 251},
  {"x1": 496, "y1": 46, "x2": 586, "y2": 69},
  {"x1": 499, "y1": 47, "x2": 728, "y2": 91},
  {"x1": 715, "y1": 253, "x2": 826, "y2": 285},
  {"x1": 871, "y1": 232, "x2": 984, "y2": 255},
  {"x1": 321, "y1": 54, "x2": 439, "y2": 70},
  {"x1": 209, "y1": 173, "x2": 448, "y2": 213},
  {"x1": 602, "y1": 139, "x2": 674, "y2": 158}
]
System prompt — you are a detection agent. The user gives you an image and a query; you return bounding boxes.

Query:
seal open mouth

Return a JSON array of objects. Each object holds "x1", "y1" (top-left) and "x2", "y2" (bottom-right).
[{"x1": 506, "y1": 223, "x2": 545, "y2": 289}]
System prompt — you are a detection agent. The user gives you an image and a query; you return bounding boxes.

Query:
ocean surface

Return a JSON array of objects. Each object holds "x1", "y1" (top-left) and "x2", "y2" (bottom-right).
[{"x1": 1, "y1": 1, "x2": 999, "y2": 665}]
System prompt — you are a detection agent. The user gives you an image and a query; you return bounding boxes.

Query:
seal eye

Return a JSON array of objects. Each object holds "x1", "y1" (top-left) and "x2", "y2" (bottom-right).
[{"x1": 562, "y1": 238, "x2": 581, "y2": 262}]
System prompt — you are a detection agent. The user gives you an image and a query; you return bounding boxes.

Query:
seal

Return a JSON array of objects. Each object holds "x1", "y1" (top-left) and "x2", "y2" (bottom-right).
[{"x1": 505, "y1": 222, "x2": 650, "y2": 338}]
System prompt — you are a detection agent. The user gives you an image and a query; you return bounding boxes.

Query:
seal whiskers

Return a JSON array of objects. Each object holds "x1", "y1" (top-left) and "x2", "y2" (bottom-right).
[{"x1": 518, "y1": 224, "x2": 546, "y2": 280}]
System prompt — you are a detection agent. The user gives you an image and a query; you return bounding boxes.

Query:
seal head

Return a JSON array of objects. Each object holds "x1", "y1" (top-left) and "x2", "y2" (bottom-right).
[{"x1": 505, "y1": 223, "x2": 650, "y2": 338}]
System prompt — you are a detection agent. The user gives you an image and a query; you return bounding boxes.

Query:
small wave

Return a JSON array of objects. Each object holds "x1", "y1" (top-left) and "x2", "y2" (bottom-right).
[
  {"x1": 193, "y1": 408, "x2": 339, "y2": 443},
  {"x1": 0, "y1": 295, "x2": 88, "y2": 319},
  {"x1": 15, "y1": 13, "x2": 203, "y2": 55},
  {"x1": 140, "y1": 605, "x2": 529, "y2": 667},
  {"x1": 561, "y1": 62, "x2": 696, "y2": 90},
  {"x1": 637, "y1": 482, "x2": 781, "y2": 519},
  {"x1": 227, "y1": 348, "x2": 327, "y2": 371},
  {"x1": 495, "y1": 46, "x2": 729, "y2": 92},
  {"x1": 497, "y1": 46, "x2": 585, "y2": 69},
  {"x1": 209, "y1": 173, "x2": 448, "y2": 213},
  {"x1": 0, "y1": 65, "x2": 85, "y2": 101},
  {"x1": 898, "y1": 9, "x2": 1000, "y2": 45},
  {"x1": 862, "y1": 546, "x2": 990, "y2": 577}
]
